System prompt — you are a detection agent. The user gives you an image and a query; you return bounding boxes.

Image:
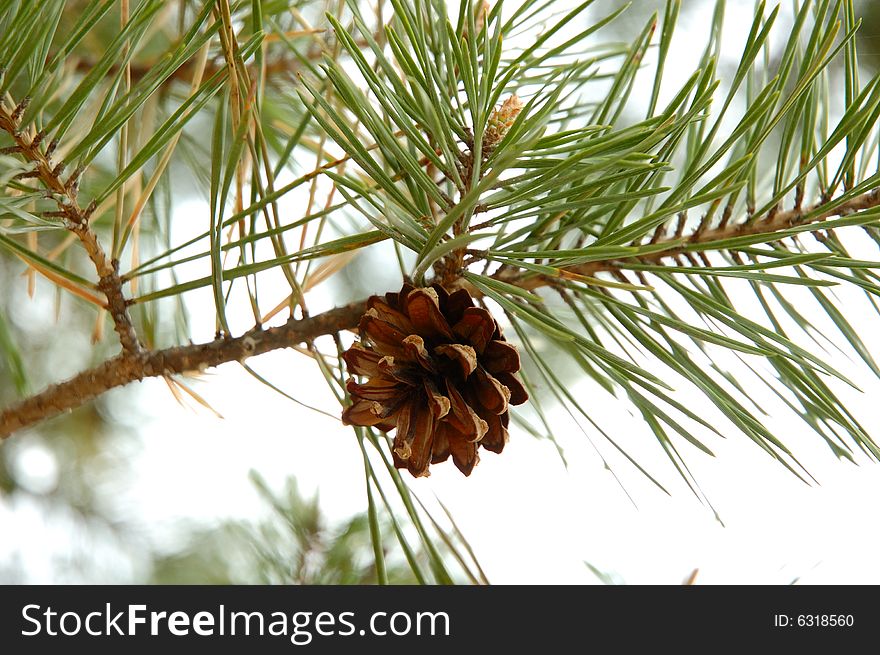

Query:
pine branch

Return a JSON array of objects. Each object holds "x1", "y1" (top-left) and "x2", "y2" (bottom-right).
[
  {"x1": 3, "y1": 185, "x2": 877, "y2": 440},
  {"x1": 3, "y1": 0, "x2": 880, "y2": 507},
  {"x1": 0, "y1": 300, "x2": 366, "y2": 439},
  {"x1": 496, "y1": 189, "x2": 880, "y2": 289},
  {"x1": 0, "y1": 100, "x2": 141, "y2": 354}
]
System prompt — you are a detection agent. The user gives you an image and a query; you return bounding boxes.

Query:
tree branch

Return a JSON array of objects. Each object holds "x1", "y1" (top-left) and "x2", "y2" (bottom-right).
[
  {"x1": 0, "y1": 301, "x2": 366, "y2": 439},
  {"x1": 0, "y1": 101, "x2": 142, "y2": 354},
  {"x1": 495, "y1": 189, "x2": 880, "y2": 289},
  {"x1": 2, "y1": 187, "x2": 878, "y2": 441}
]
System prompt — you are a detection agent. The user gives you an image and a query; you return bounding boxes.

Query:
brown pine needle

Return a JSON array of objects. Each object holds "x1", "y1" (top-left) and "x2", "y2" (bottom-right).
[
  {"x1": 16, "y1": 255, "x2": 105, "y2": 307},
  {"x1": 26, "y1": 231, "x2": 37, "y2": 297},
  {"x1": 264, "y1": 28, "x2": 326, "y2": 43},
  {"x1": 164, "y1": 375, "x2": 224, "y2": 420},
  {"x1": 91, "y1": 309, "x2": 106, "y2": 344}
]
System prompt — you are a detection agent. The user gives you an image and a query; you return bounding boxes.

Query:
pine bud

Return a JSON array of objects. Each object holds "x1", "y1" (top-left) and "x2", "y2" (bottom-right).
[{"x1": 484, "y1": 94, "x2": 523, "y2": 152}]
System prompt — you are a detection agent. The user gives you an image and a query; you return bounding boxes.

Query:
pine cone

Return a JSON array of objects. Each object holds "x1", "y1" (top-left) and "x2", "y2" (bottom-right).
[{"x1": 341, "y1": 284, "x2": 528, "y2": 477}]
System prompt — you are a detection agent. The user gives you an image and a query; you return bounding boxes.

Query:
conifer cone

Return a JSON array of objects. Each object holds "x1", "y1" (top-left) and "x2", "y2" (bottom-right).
[{"x1": 341, "y1": 284, "x2": 528, "y2": 477}]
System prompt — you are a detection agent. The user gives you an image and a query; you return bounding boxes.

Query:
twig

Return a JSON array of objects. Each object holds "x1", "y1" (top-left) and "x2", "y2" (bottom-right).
[
  {"x1": 496, "y1": 189, "x2": 880, "y2": 290},
  {"x1": 0, "y1": 301, "x2": 366, "y2": 439},
  {"x1": 0, "y1": 102, "x2": 142, "y2": 354}
]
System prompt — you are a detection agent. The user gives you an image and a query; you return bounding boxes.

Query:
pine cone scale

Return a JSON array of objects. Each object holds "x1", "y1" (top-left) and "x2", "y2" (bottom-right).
[
  {"x1": 367, "y1": 297, "x2": 415, "y2": 334},
  {"x1": 405, "y1": 288, "x2": 454, "y2": 340},
  {"x1": 434, "y1": 343, "x2": 478, "y2": 377},
  {"x1": 451, "y1": 307, "x2": 496, "y2": 353},
  {"x1": 473, "y1": 367, "x2": 510, "y2": 414},
  {"x1": 423, "y1": 378, "x2": 452, "y2": 420},
  {"x1": 482, "y1": 339, "x2": 521, "y2": 372},
  {"x1": 444, "y1": 378, "x2": 488, "y2": 441},
  {"x1": 495, "y1": 371, "x2": 528, "y2": 405},
  {"x1": 402, "y1": 335, "x2": 437, "y2": 372},
  {"x1": 394, "y1": 400, "x2": 436, "y2": 477}
]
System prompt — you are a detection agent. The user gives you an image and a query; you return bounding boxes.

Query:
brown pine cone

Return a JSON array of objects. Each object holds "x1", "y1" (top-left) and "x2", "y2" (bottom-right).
[{"x1": 341, "y1": 284, "x2": 528, "y2": 477}]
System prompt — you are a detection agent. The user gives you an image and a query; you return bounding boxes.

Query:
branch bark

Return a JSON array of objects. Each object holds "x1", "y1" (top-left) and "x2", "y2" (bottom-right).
[
  {"x1": 496, "y1": 190, "x2": 880, "y2": 289},
  {"x1": 0, "y1": 301, "x2": 366, "y2": 439},
  {"x1": 0, "y1": 102, "x2": 142, "y2": 354}
]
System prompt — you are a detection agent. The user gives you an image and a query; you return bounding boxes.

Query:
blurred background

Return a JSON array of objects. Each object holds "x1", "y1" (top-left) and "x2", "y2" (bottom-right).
[{"x1": 3, "y1": 0, "x2": 880, "y2": 584}]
